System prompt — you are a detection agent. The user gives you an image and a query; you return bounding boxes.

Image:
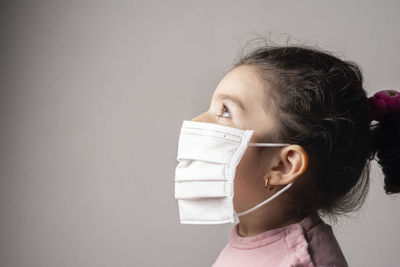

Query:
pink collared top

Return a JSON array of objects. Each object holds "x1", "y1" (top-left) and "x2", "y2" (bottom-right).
[{"x1": 212, "y1": 212, "x2": 348, "y2": 267}]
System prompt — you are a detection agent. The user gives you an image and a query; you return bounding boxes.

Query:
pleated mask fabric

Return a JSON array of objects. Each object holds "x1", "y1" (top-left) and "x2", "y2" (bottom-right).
[{"x1": 174, "y1": 120, "x2": 292, "y2": 224}]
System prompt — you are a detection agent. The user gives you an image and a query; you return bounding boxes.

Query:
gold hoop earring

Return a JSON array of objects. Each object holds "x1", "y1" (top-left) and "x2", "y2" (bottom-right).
[{"x1": 265, "y1": 177, "x2": 273, "y2": 190}]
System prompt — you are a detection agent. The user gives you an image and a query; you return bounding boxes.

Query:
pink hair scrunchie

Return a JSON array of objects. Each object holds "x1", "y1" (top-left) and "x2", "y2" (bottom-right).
[{"x1": 368, "y1": 89, "x2": 400, "y2": 122}]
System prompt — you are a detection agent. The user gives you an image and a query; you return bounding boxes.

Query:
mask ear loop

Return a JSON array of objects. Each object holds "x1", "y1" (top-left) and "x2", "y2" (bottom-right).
[
  {"x1": 234, "y1": 142, "x2": 293, "y2": 217},
  {"x1": 248, "y1": 143, "x2": 291, "y2": 147},
  {"x1": 235, "y1": 181, "x2": 294, "y2": 217}
]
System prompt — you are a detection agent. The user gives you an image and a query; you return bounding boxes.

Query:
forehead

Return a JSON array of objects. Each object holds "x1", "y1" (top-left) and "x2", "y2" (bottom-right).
[
  {"x1": 212, "y1": 65, "x2": 267, "y2": 106},
  {"x1": 211, "y1": 65, "x2": 278, "y2": 138}
]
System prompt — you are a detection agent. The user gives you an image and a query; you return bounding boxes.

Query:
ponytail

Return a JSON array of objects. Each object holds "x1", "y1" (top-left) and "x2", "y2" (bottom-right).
[{"x1": 368, "y1": 90, "x2": 400, "y2": 194}]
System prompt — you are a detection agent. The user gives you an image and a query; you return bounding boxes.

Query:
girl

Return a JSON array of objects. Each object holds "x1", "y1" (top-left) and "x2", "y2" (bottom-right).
[{"x1": 175, "y1": 43, "x2": 400, "y2": 266}]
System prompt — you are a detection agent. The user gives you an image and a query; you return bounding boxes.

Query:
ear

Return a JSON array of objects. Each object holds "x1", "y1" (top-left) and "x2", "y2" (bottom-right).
[{"x1": 266, "y1": 145, "x2": 309, "y2": 186}]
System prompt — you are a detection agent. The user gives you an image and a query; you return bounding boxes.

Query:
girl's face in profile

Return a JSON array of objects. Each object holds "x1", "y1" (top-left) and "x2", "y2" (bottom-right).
[{"x1": 191, "y1": 65, "x2": 282, "y2": 215}]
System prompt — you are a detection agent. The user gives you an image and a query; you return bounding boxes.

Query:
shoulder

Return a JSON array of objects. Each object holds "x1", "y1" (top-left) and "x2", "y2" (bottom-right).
[
  {"x1": 301, "y1": 213, "x2": 349, "y2": 267},
  {"x1": 213, "y1": 213, "x2": 349, "y2": 267}
]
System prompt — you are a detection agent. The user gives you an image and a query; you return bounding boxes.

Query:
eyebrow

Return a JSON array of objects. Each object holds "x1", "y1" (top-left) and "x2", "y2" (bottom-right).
[{"x1": 216, "y1": 94, "x2": 246, "y2": 111}]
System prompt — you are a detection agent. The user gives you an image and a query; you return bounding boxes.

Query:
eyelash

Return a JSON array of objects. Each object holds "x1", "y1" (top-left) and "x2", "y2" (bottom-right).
[{"x1": 217, "y1": 104, "x2": 231, "y2": 119}]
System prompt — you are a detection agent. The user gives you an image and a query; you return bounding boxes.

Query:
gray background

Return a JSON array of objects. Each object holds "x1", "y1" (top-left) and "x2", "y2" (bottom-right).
[{"x1": 0, "y1": 1, "x2": 399, "y2": 266}]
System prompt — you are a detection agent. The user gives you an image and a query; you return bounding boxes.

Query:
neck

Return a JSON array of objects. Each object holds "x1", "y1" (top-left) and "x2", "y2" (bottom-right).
[{"x1": 237, "y1": 203, "x2": 304, "y2": 237}]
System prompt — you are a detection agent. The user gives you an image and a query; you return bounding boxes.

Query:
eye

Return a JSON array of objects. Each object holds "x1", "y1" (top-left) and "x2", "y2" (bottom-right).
[{"x1": 218, "y1": 104, "x2": 231, "y2": 118}]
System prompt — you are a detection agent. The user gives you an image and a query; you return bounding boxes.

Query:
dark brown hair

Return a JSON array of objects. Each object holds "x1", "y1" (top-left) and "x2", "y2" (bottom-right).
[{"x1": 233, "y1": 40, "x2": 400, "y2": 219}]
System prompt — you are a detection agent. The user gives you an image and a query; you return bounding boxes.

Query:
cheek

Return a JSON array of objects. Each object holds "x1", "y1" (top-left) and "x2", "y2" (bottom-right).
[
  {"x1": 233, "y1": 148, "x2": 266, "y2": 206},
  {"x1": 235, "y1": 149, "x2": 260, "y2": 181}
]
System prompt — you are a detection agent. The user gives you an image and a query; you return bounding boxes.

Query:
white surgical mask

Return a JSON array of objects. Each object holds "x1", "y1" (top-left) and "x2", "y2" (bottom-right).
[{"x1": 174, "y1": 120, "x2": 294, "y2": 224}]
